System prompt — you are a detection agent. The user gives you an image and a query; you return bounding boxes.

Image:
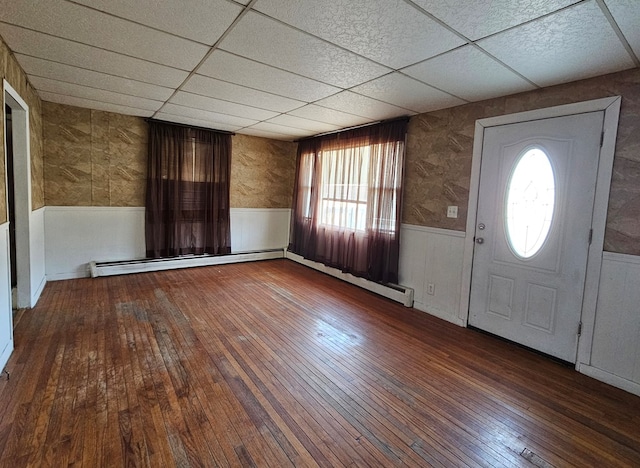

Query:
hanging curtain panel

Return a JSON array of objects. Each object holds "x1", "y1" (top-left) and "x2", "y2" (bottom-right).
[
  {"x1": 289, "y1": 119, "x2": 408, "y2": 284},
  {"x1": 145, "y1": 121, "x2": 231, "y2": 258}
]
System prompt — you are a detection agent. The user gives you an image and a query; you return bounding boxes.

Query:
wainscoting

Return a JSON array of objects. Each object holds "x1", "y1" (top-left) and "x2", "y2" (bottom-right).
[
  {"x1": 579, "y1": 252, "x2": 640, "y2": 396},
  {"x1": 398, "y1": 224, "x2": 466, "y2": 326},
  {"x1": 29, "y1": 207, "x2": 46, "y2": 307},
  {"x1": 44, "y1": 207, "x2": 292, "y2": 280}
]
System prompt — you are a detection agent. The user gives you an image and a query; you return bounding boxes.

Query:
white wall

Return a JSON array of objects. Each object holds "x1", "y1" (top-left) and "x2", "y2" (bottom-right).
[
  {"x1": 44, "y1": 206, "x2": 291, "y2": 280},
  {"x1": 29, "y1": 207, "x2": 46, "y2": 305},
  {"x1": 399, "y1": 224, "x2": 466, "y2": 326},
  {"x1": 578, "y1": 252, "x2": 640, "y2": 396},
  {"x1": 230, "y1": 208, "x2": 291, "y2": 253},
  {"x1": 45, "y1": 207, "x2": 146, "y2": 280}
]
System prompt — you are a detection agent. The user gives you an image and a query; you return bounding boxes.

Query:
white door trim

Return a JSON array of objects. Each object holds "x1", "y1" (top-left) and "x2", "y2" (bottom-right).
[
  {"x1": 459, "y1": 96, "x2": 621, "y2": 369},
  {"x1": 3, "y1": 80, "x2": 32, "y2": 309}
]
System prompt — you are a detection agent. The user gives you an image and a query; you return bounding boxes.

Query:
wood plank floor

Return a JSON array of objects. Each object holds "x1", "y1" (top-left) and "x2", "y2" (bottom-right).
[{"x1": 0, "y1": 259, "x2": 638, "y2": 467}]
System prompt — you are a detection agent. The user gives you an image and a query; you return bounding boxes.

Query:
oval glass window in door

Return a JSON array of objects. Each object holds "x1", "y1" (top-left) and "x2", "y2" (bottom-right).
[{"x1": 505, "y1": 147, "x2": 555, "y2": 258}]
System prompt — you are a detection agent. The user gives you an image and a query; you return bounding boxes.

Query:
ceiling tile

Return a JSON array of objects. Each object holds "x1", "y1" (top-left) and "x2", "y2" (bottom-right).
[
  {"x1": 0, "y1": 0, "x2": 209, "y2": 70},
  {"x1": 160, "y1": 103, "x2": 259, "y2": 128},
  {"x1": 31, "y1": 76, "x2": 163, "y2": 111},
  {"x1": 350, "y1": 73, "x2": 466, "y2": 113},
  {"x1": 0, "y1": 25, "x2": 189, "y2": 88},
  {"x1": 605, "y1": 0, "x2": 640, "y2": 58},
  {"x1": 402, "y1": 45, "x2": 536, "y2": 102},
  {"x1": 16, "y1": 54, "x2": 174, "y2": 101},
  {"x1": 72, "y1": 0, "x2": 243, "y2": 45},
  {"x1": 411, "y1": 0, "x2": 580, "y2": 40},
  {"x1": 237, "y1": 128, "x2": 294, "y2": 140},
  {"x1": 477, "y1": 1, "x2": 636, "y2": 87},
  {"x1": 314, "y1": 91, "x2": 414, "y2": 120},
  {"x1": 219, "y1": 11, "x2": 390, "y2": 88},
  {"x1": 198, "y1": 50, "x2": 340, "y2": 102},
  {"x1": 39, "y1": 92, "x2": 154, "y2": 117},
  {"x1": 265, "y1": 114, "x2": 341, "y2": 133},
  {"x1": 288, "y1": 104, "x2": 373, "y2": 127},
  {"x1": 253, "y1": 0, "x2": 464, "y2": 68},
  {"x1": 154, "y1": 112, "x2": 242, "y2": 133},
  {"x1": 182, "y1": 74, "x2": 305, "y2": 113},
  {"x1": 247, "y1": 122, "x2": 315, "y2": 138},
  {"x1": 169, "y1": 91, "x2": 278, "y2": 121}
]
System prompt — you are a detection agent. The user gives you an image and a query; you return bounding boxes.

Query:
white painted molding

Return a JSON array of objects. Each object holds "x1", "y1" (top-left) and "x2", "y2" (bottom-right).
[
  {"x1": 45, "y1": 206, "x2": 145, "y2": 213},
  {"x1": 0, "y1": 339, "x2": 13, "y2": 375},
  {"x1": 4, "y1": 80, "x2": 33, "y2": 309},
  {"x1": 578, "y1": 364, "x2": 640, "y2": 397},
  {"x1": 413, "y1": 301, "x2": 466, "y2": 327},
  {"x1": 576, "y1": 96, "x2": 621, "y2": 367},
  {"x1": 286, "y1": 251, "x2": 414, "y2": 307},
  {"x1": 474, "y1": 96, "x2": 620, "y2": 127},
  {"x1": 401, "y1": 223, "x2": 466, "y2": 238},
  {"x1": 230, "y1": 207, "x2": 291, "y2": 213},
  {"x1": 602, "y1": 251, "x2": 640, "y2": 265}
]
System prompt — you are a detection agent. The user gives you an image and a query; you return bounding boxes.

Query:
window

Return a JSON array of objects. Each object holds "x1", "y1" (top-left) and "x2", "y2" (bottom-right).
[
  {"x1": 505, "y1": 147, "x2": 556, "y2": 259},
  {"x1": 289, "y1": 119, "x2": 407, "y2": 283},
  {"x1": 145, "y1": 120, "x2": 232, "y2": 258}
]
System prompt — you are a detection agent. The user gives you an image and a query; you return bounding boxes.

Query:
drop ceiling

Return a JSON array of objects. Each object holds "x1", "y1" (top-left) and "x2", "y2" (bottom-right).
[{"x1": 1, "y1": 0, "x2": 638, "y2": 140}]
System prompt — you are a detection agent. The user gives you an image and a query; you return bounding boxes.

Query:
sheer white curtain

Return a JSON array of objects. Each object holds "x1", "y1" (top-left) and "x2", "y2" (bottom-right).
[{"x1": 289, "y1": 119, "x2": 407, "y2": 283}]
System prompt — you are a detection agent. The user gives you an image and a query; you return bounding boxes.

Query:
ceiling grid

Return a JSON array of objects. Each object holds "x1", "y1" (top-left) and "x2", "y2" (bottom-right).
[{"x1": 0, "y1": 0, "x2": 636, "y2": 140}]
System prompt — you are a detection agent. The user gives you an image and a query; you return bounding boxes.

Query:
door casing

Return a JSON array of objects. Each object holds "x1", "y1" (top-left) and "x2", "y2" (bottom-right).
[
  {"x1": 3, "y1": 80, "x2": 32, "y2": 309},
  {"x1": 460, "y1": 97, "x2": 621, "y2": 370}
]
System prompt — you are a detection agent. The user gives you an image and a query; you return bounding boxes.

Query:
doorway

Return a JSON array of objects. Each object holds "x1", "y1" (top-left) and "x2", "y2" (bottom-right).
[
  {"x1": 3, "y1": 81, "x2": 32, "y2": 310},
  {"x1": 5, "y1": 106, "x2": 16, "y2": 303},
  {"x1": 468, "y1": 112, "x2": 603, "y2": 362},
  {"x1": 461, "y1": 97, "x2": 621, "y2": 368}
]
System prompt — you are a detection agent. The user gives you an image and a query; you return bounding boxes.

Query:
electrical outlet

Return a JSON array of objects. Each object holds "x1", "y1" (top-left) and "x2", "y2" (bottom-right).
[
  {"x1": 427, "y1": 283, "x2": 435, "y2": 295},
  {"x1": 447, "y1": 206, "x2": 458, "y2": 218}
]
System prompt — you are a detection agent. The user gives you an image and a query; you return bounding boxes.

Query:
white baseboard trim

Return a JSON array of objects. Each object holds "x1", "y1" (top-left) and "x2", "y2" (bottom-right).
[
  {"x1": 400, "y1": 223, "x2": 466, "y2": 238},
  {"x1": 285, "y1": 251, "x2": 414, "y2": 307},
  {"x1": 90, "y1": 249, "x2": 286, "y2": 277},
  {"x1": 602, "y1": 250, "x2": 640, "y2": 265},
  {"x1": 578, "y1": 364, "x2": 640, "y2": 397},
  {"x1": 47, "y1": 271, "x2": 89, "y2": 281},
  {"x1": 413, "y1": 301, "x2": 466, "y2": 327}
]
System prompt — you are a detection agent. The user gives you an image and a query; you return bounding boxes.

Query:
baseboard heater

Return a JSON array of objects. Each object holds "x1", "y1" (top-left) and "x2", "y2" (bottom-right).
[
  {"x1": 90, "y1": 249, "x2": 285, "y2": 278},
  {"x1": 285, "y1": 251, "x2": 414, "y2": 307}
]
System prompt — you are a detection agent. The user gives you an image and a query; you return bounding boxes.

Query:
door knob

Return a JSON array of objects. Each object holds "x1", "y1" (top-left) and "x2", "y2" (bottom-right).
[
  {"x1": 478, "y1": 223, "x2": 485, "y2": 230},
  {"x1": 476, "y1": 237, "x2": 484, "y2": 244}
]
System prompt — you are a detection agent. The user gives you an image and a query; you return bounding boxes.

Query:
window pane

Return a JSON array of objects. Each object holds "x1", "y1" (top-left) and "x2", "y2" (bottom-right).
[{"x1": 505, "y1": 148, "x2": 555, "y2": 258}]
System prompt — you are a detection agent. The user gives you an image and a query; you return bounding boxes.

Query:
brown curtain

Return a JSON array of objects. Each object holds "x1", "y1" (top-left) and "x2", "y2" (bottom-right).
[
  {"x1": 289, "y1": 119, "x2": 407, "y2": 284},
  {"x1": 145, "y1": 121, "x2": 231, "y2": 258}
]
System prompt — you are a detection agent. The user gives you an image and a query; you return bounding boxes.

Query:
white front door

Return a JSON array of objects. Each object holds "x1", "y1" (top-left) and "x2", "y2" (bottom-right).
[{"x1": 469, "y1": 112, "x2": 603, "y2": 363}]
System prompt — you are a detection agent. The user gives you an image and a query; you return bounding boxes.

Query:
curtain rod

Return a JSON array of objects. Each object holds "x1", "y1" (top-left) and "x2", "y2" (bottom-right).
[
  {"x1": 294, "y1": 115, "x2": 411, "y2": 142},
  {"x1": 144, "y1": 118, "x2": 236, "y2": 135}
]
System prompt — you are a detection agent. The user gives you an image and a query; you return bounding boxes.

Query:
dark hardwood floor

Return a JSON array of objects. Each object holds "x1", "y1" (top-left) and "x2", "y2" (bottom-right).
[{"x1": 0, "y1": 259, "x2": 638, "y2": 467}]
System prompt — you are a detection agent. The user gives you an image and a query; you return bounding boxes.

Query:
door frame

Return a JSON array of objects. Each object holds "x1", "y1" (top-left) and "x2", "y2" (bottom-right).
[
  {"x1": 3, "y1": 80, "x2": 32, "y2": 309},
  {"x1": 459, "y1": 96, "x2": 621, "y2": 369}
]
